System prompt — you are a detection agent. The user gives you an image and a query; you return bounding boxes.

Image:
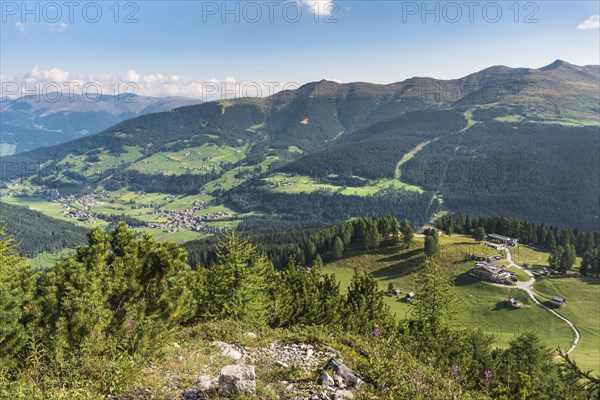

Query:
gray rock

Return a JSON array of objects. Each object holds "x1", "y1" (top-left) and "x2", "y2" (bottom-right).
[
  {"x1": 333, "y1": 374, "x2": 345, "y2": 388},
  {"x1": 324, "y1": 358, "x2": 363, "y2": 387},
  {"x1": 218, "y1": 365, "x2": 256, "y2": 396},
  {"x1": 196, "y1": 375, "x2": 218, "y2": 392},
  {"x1": 211, "y1": 341, "x2": 243, "y2": 361},
  {"x1": 334, "y1": 389, "x2": 355, "y2": 399},
  {"x1": 319, "y1": 372, "x2": 335, "y2": 387}
]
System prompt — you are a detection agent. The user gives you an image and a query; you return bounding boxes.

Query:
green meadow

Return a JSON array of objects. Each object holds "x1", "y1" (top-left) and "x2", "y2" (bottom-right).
[
  {"x1": 324, "y1": 235, "x2": 594, "y2": 370},
  {"x1": 533, "y1": 277, "x2": 600, "y2": 373},
  {"x1": 128, "y1": 143, "x2": 247, "y2": 176},
  {"x1": 262, "y1": 172, "x2": 424, "y2": 196}
]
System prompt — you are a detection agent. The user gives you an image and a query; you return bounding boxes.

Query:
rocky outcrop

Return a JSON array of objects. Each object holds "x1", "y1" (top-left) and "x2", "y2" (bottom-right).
[
  {"x1": 184, "y1": 342, "x2": 361, "y2": 399},
  {"x1": 324, "y1": 358, "x2": 364, "y2": 388},
  {"x1": 211, "y1": 341, "x2": 244, "y2": 361},
  {"x1": 218, "y1": 365, "x2": 256, "y2": 396}
]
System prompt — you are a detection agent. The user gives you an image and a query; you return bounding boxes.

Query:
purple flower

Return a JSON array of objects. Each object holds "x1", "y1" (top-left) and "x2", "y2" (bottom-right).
[
  {"x1": 484, "y1": 370, "x2": 493, "y2": 384},
  {"x1": 373, "y1": 328, "x2": 382, "y2": 336}
]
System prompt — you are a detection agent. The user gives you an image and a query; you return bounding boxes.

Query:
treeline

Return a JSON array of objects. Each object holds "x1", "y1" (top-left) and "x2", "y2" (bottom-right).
[
  {"x1": 2, "y1": 222, "x2": 596, "y2": 398},
  {"x1": 437, "y1": 214, "x2": 600, "y2": 275},
  {"x1": 185, "y1": 216, "x2": 414, "y2": 269},
  {"x1": 0, "y1": 202, "x2": 87, "y2": 256},
  {"x1": 223, "y1": 181, "x2": 438, "y2": 228}
]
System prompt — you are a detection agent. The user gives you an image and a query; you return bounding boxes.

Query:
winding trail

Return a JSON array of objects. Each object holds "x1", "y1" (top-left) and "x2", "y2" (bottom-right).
[{"x1": 504, "y1": 247, "x2": 580, "y2": 354}]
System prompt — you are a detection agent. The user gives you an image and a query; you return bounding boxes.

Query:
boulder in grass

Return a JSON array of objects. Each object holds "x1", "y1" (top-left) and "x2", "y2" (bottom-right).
[
  {"x1": 324, "y1": 358, "x2": 363, "y2": 387},
  {"x1": 218, "y1": 365, "x2": 256, "y2": 396}
]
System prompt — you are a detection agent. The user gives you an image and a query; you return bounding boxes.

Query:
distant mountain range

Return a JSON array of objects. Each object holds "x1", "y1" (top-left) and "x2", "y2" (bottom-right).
[
  {"x1": 2, "y1": 60, "x2": 599, "y2": 230},
  {"x1": 0, "y1": 94, "x2": 203, "y2": 155}
]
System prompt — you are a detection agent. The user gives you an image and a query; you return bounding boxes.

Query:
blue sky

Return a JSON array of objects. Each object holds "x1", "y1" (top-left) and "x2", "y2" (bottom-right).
[{"x1": 1, "y1": 1, "x2": 599, "y2": 98}]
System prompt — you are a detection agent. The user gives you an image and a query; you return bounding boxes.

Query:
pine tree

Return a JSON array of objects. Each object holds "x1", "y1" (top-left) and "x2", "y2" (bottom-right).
[
  {"x1": 314, "y1": 254, "x2": 324, "y2": 269},
  {"x1": 317, "y1": 269, "x2": 342, "y2": 325},
  {"x1": 305, "y1": 239, "x2": 317, "y2": 263},
  {"x1": 273, "y1": 258, "x2": 320, "y2": 326},
  {"x1": 0, "y1": 226, "x2": 35, "y2": 368},
  {"x1": 37, "y1": 223, "x2": 200, "y2": 356},
  {"x1": 559, "y1": 244, "x2": 576, "y2": 272},
  {"x1": 388, "y1": 217, "x2": 401, "y2": 244},
  {"x1": 424, "y1": 233, "x2": 440, "y2": 258},
  {"x1": 536, "y1": 225, "x2": 547, "y2": 246},
  {"x1": 474, "y1": 227, "x2": 486, "y2": 242},
  {"x1": 545, "y1": 231, "x2": 557, "y2": 251},
  {"x1": 580, "y1": 250, "x2": 592, "y2": 276},
  {"x1": 584, "y1": 232, "x2": 595, "y2": 254},
  {"x1": 38, "y1": 226, "x2": 114, "y2": 355},
  {"x1": 333, "y1": 236, "x2": 344, "y2": 259},
  {"x1": 364, "y1": 223, "x2": 381, "y2": 251},
  {"x1": 410, "y1": 259, "x2": 457, "y2": 333},
  {"x1": 560, "y1": 230, "x2": 575, "y2": 247},
  {"x1": 204, "y1": 231, "x2": 273, "y2": 326},
  {"x1": 463, "y1": 215, "x2": 472, "y2": 235},
  {"x1": 341, "y1": 223, "x2": 353, "y2": 245},
  {"x1": 455, "y1": 215, "x2": 465, "y2": 234},
  {"x1": 549, "y1": 245, "x2": 564, "y2": 270},
  {"x1": 399, "y1": 219, "x2": 414, "y2": 247},
  {"x1": 342, "y1": 270, "x2": 394, "y2": 334}
]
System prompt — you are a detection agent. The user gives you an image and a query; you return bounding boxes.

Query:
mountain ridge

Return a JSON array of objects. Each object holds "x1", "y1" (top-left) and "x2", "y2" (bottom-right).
[
  {"x1": 1, "y1": 60, "x2": 598, "y2": 231},
  {"x1": 0, "y1": 94, "x2": 203, "y2": 154}
]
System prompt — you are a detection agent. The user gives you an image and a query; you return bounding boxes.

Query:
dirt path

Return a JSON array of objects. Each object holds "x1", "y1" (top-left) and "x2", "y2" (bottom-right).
[{"x1": 505, "y1": 247, "x2": 580, "y2": 354}]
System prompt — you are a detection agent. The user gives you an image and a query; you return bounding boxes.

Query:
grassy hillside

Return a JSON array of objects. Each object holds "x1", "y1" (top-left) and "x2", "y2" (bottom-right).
[
  {"x1": 324, "y1": 235, "x2": 597, "y2": 371},
  {"x1": 533, "y1": 277, "x2": 600, "y2": 373}
]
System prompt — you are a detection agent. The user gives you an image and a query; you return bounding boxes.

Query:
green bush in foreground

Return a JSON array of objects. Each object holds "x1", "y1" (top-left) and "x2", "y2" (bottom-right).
[{"x1": 0, "y1": 221, "x2": 598, "y2": 399}]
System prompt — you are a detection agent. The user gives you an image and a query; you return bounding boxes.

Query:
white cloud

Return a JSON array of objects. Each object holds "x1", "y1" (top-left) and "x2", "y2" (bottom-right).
[
  {"x1": 25, "y1": 67, "x2": 70, "y2": 81},
  {"x1": 302, "y1": 0, "x2": 336, "y2": 16},
  {"x1": 1, "y1": 67, "x2": 302, "y2": 101},
  {"x1": 577, "y1": 15, "x2": 600, "y2": 30},
  {"x1": 15, "y1": 22, "x2": 28, "y2": 33},
  {"x1": 124, "y1": 69, "x2": 140, "y2": 82},
  {"x1": 44, "y1": 68, "x2": 70, "y2": 81},
  {"x1": 49, "y1": 23, "x2": 69, "y2": 32}
]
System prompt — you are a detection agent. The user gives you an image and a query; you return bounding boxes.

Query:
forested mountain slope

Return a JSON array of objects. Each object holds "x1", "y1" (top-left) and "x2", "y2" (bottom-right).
[{"x1": 0, "y1": 60, "x2": 598, "y2": 241}]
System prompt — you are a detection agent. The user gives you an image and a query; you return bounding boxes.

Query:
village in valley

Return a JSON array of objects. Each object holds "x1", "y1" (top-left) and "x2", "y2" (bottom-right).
[{"x1": 0, "y1": 183, "x2": 234, "y2": 236}]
